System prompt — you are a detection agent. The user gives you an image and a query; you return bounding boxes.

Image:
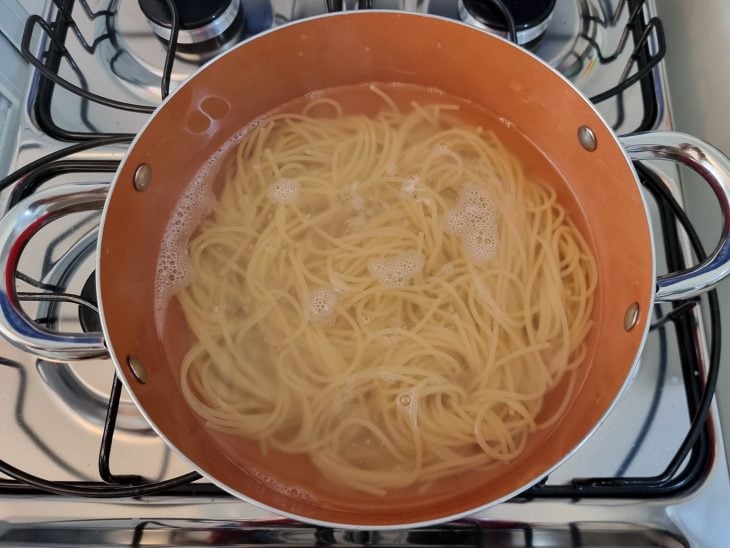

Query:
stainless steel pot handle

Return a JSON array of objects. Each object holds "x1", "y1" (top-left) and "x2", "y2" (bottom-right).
[
  {"x1": 621, "y1": 131, "x2": 730, "y2": 302},
  {"x1": 0, "y1": 183, "x2": 109, "y2": 360}
]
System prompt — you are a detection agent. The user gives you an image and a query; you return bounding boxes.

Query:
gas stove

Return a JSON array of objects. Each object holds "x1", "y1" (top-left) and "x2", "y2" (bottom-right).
[{"x1": 0, "y1": 1, "x2": 727, "y2": 546}]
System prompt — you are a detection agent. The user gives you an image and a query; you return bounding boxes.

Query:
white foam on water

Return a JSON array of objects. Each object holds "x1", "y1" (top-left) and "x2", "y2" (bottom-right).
[
  {"x1": 332, "y1": 382, "x2": 355, "y2": 412},
  {"x1": 153, "y1": 120, "x2": 266, "y2": 337},
  {"x1": 308, "y1": 287, "x2": 337, "y2": 323},
  {"x1": 267, "y1": 177, "x2": 300, "y2": 204},
  {"x1": 443, "y1": 182, "x2": 499, "y2": 264},
  {"x1": 425, "y1": 86, "x2": 446, "y2": 96},
  {"x1": 389, "y1": 82, "x2": 412, "y2": 89},
  {"x1": 396, "y1": 388, "x2": 419, "y2": 424},
  {"x1": 248, "y1": 466, "x2": 315, "y2": 502},
  {"x1": 498, "y1": 116, "x2": 514, "y2": 128},
  {"x1": 304, "y1": 90, "x2": 325, "y2": 101},
  {"x1": 401, "y1": 176, "x2": 419, "y2": 194},
  {"x1": 344, "y1": 213, "x2": 366, "y2": 231},
  {"x1": 153, "y1": 167, "x2": 216, "y2": 337},
  {"x1": 380, "y1": 372, "x2": 398, "y2": 385},
  {"x1": 343, "y1": 180, "x2": 364, "y2": 211},
  {"x1": 368, "y1": 250, "x2": 424, "y2": 289}
]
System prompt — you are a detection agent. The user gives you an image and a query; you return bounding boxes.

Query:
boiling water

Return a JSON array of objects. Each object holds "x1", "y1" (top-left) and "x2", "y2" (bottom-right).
[{"x1": 155, "y1": 82, "x2": 595, "y2": 508}]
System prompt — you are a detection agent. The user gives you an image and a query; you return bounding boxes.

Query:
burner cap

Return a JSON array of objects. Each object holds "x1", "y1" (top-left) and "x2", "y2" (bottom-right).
[
  {"x1": 138, "y1": 0, "x2": 242, "y2": 46},
  {"x1": 459, "y1": 0, "x2": 557, "y2": 47}
]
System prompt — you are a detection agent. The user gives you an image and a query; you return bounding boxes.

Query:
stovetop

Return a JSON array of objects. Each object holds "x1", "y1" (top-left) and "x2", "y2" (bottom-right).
[{"x1": 0, "y1": 1, "x2": 728, "y2": 546}]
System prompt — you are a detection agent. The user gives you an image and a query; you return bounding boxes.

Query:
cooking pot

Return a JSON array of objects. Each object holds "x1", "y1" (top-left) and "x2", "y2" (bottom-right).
[{"x1": 1, "y1": 12, "x2": 729, "y2": 529}]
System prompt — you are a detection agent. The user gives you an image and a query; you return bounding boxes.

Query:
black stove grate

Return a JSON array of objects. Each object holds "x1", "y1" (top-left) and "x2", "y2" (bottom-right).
[
  {"x1": 23, "y1": 0, "x2": 665, "y2": 141},
  {"x1": 0, "y1": 0, "x2": 718, "y2": 505},
  {"x1": 21, "y1": 0, "x2": 180, "y2": 141}
]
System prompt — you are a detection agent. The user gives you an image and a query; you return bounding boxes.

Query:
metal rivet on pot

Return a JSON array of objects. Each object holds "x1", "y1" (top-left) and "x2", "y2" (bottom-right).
[
  {"x1": 578, "y1": 126, "x2": 597, "y2": 151},
  {"x1": 127, "y1": 355, "x2": 147, "y2": 384},
  {"x1": 624, "y1": 302, "x2": 640, "y2": 332},
  {"x1": 133, "y1": 164, "x2": 151, "y2": 192}
]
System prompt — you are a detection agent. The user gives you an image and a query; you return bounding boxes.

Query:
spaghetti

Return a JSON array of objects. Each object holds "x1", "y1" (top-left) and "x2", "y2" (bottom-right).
[{"x1": 175, "y1": 84, "x2": 598, "y2": 495}]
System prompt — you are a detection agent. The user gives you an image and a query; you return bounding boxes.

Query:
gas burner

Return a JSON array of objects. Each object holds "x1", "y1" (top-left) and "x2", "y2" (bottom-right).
[
  {"x1": 28, "y1": 230, "x2": 149, "y2": 433},
  {"x1": 426, "y1": 0, "x2": 602, "y2": 84},
  {"x1": 458, "y1": 0, "x2": 556, "y2": 47},
  {"x1": 138, "y1": 0, "x2": 245, "y2": 58},
  {"x1": 100, "y1": 0, "x2": 272, "y2": 102},
  {"x1": 532, "y1": 0, "x2": 602, "y2": 83}
]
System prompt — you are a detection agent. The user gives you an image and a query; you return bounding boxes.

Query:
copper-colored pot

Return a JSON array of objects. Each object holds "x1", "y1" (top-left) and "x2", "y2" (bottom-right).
[{"x1": 1, "y1": 12, "x2": 730, "y2": 528}]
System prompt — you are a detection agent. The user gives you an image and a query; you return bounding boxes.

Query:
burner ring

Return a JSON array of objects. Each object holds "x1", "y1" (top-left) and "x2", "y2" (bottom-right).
[
  {"x1": 139, "y1": 0, "x2": 241, "y2": 45},
  {"x1": 458, "y1": 0, "x2": 556, "y2": 47}
]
